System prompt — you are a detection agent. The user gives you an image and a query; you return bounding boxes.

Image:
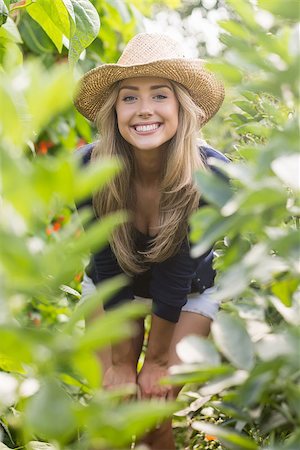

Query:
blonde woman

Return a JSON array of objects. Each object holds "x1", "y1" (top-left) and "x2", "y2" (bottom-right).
[{"x1": 75, "y1": 33, "x2": 228, "y2": 450}]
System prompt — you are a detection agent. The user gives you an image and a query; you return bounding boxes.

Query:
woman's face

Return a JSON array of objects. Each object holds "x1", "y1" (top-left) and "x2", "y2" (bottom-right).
[{"x1": 115, "y1": 77, "x2": 179, "y2": 152}]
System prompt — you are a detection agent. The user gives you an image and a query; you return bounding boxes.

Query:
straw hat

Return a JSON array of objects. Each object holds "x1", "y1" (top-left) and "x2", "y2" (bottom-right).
[{"x1": 74, "y1": 33, "x2": 225, "y2": 125}]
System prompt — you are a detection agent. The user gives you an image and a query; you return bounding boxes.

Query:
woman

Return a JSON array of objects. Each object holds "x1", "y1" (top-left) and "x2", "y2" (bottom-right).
[{"x1": 74, "y1": 33, "x2": 228, "y2": 449}]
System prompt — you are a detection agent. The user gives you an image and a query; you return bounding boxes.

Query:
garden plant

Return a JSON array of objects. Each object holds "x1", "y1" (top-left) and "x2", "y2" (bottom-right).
[{"x1": 0, "y1": 0, "x2": 299, "y2": 449}]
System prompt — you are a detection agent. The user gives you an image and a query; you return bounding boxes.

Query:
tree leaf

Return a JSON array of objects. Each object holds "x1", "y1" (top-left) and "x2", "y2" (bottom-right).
[
  {"x1": 27, "y1": 0, "x2": 70, "y2": 52},
  {"x1": 212, "y1": 312, "x2": 255, "y2": 370},
  {"x1": 271, "y1": 154, "x2": 300, "y2": 191},
  {"x1": 68, "y1": 0, "x2": 100, "y2": 66},
  {"x1": 0, "y1": 0, "x2": 8, "y2": 27},
  {"x1": 258, "y1": 0, "x2": 300, "y2": 20},
  {"x1": 26, "y1": 378, "x2": 77, "y2": 442},
  {"x1": 194, "y1": 170, "x2": 233, "y2": 208},
  {"x1": 176, "y1": 335, "x2": 221, "y2": 366}
]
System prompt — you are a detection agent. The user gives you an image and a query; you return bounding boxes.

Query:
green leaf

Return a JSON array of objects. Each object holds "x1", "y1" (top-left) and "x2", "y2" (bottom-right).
[
  {"x1": 176, "y1": 335, "x2": 221, "y2": 366},
  {"x1": 68, "y1": 0, "x2": 100, "y2": 67},
  {"x1": 192, "y1": 421, "x2": 258, "y2": 450},
  {"x1": 0, "y1": 443, "x2": 10, "y2": 450},
  {"x1": 234, "y1": 100, "x2": 257, "y2": 117},
  {"x1": 0, "y1": 16, "x2": 22, "y2": 43},
  {"x1": 194, "y1": 169, "x2": 232, "y2": 208},
  {"x1": 26, "y1": 378, "x2": 77, "y2": 442},
  {"x1": 205, "y1": 61, "x2": 243, "y2": 84},
  {"x1": 27, "y1": 0, "x2": 70, "y2": 52},
  {"x1": 77, "y1": 302, "x2": 149, "y2": 351},
  {"x1": 271, "y1": 154, "x2": 300, "y2": 191},
  {"x1": 74, "y1": 155, "x2": 122, "y2": 203},
  {"x1": 190, "y1": 209, "x2": 244, "y2": 257},
  {"x1": 28, "y1": 442, "x2": 57, "y2": 450},
  {"x1": 271, "y1": 278, "x2": 299, "y2": 307},
  {"x1": 18, "y1": 13, "x2": 56, "y2": 56},
  {"x1": 86, "y1": 399, "x2": 177, "y2": 445},
  {"x1": 168, "y1": 365, "x2": 234, "y2": 385},
  {"x1": 199, "y1": 370, "x2": 249, "y2": 396},
  {"x1": 219, "y1": 20, "x2": 251, "y2": 40},
  {"x1": 258, "y1": 0, "x2": 300, "y2": 20},
  {"x1": 225, "y1": 0, "x2": 258, "y2": 29},
  {"x1": 66, "y1": 274, "x2": 128, "y2": 330},
  {"x1": 0, "y1": 0, "x2": 8, "y2": 27},
  {"x1": 212, "y1": 312, "x2": 255, "y2": 370},
  {"x1": 236, "y1": 122, "x2": 272, "y2": 138}
]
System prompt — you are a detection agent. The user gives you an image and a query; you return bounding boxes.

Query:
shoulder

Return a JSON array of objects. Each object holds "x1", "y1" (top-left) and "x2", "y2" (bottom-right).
[
  {"x1": 198, "y1": 144, "x2": 230, "y2": 180},
  {"x1": 199, "y1": 144, "x2": 229, "y2": 165},
  {"x1": 75, "y1": 142, "x2": 97, "y2": 166}
]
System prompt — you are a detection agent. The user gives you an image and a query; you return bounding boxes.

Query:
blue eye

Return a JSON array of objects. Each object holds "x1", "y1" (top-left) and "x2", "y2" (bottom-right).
[
  {"x1": 123, "y1": 96, "x2": 136, "y2": 102},
  {"x1": 155, "y1": 94, "x2": 167, "y2": 100}
]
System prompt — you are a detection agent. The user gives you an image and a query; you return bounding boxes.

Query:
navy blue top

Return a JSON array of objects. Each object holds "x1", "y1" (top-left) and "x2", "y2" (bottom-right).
[{"x1": 76, "y1": 143, "x2": 229, "y2": 323}]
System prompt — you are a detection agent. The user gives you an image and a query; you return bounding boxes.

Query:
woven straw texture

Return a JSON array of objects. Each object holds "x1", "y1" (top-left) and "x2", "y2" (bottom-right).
[{"x1": 74, "y1": 33, "x2": 225, "y2": 124}]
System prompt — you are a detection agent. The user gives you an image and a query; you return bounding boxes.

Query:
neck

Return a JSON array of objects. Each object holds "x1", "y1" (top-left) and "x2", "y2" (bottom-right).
[{"x1": 133, "y1": 147, "x2": 164, "y2": 186}]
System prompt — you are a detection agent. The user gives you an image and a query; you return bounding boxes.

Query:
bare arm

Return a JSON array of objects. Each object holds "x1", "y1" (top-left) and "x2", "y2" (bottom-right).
[{"x1": 138, "y1": 314, "x2": 176, "y2": 399}]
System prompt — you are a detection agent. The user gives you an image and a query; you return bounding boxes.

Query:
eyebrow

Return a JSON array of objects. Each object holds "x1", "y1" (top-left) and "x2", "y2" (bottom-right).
[{"x1": 119, "y1": 84, "x2": 173, "y2": 92}]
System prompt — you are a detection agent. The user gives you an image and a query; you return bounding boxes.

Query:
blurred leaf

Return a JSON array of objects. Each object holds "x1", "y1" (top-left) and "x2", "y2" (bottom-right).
[
  {"x1": 66, "y1": 274, "x2": 128, "y2": 330},
  {"x1": 0, "y1": 443, "x2": 10, "y2": 450},
  {"x1": 25, "y1": 378, "x2": 77, "y2": 442},
  {"x1": 86, "y1": 398, "x2": 177, "y2": 445},
  {"x1": 258, "y1": 0, "x2": 300, "y2": 20},
  {"x1": 226, "y1": 0, "x2": 258, "y2": 29},
  {"x1": 199, "y1": 370, "x2": 248, "y2": 396},
  {"x1": 190, "y1": 208, "x2": 244, "y2": 257},
  {"x1": 234, "y1": 100, "x2": 257, "y2": 116},
  {"x1": 77, "y1": 302, "x2": 148, "y2": 351},
  {"x1": 271, "y1": 279, "x2": 299, "y2": 307},
  {"x1": 271, "y1": 154, "x2": 300, "y2": 191},
  {"x1": 212, "y1": 312, "x2": 255, "y2": 370},
  {"x1": 205, "y1": 61, "x2": 243, "y2": 84},
  {"x1": 219, "y1": 20, "x2": 251, "y2": 40},
  {"x1": 192, "y1": 421, "x2": 258, "y2": 449},
  {"x1": 29, "y1": 442, "x2": 57, "y2": 450},
  {"x1": 269, "y1": 295, "x2": 300, "y2": 326},
  {"x1": 194, "y1": 169, "x2": 233, "y2": 208},
  {"x1": 71, "y1": 350, "x2": 101, "y2": 389},
  {"x1": 73, "y1": 155, "x2": 122, "y2": 203},
  {"x1": 176, "y1": 335, "x2": 221, "y2": 366},
  {"x1": 255, "y1": 333, "x2": 296, "y2": 362},
  {"x1": 168, "y1": 365, "x2": 234, "y2": 385},
  {"x1": 236, "y1": 122, "x2": 272, "y2": 138},
  {"x1": 0, "y1": 16, "x2": 22, "y2": 43},
  {"x1": 0, "y1": 0, "x2": 8, "y2": 26}
]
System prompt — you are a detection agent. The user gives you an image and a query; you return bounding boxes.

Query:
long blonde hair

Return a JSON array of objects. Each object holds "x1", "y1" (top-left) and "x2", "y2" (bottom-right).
[{"x1": 92, "y1": 80, "x2": 207, "y2": 275}]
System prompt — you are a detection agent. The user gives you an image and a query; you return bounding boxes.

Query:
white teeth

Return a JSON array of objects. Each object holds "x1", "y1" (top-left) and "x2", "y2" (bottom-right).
[{"x1": 134, "y1": 123, "x2": 160, "y2": 132}]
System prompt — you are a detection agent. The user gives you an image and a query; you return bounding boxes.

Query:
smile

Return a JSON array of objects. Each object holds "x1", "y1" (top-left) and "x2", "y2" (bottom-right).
[{"x1": 132, "y1": 123, "x2": 161, "y2": 133}]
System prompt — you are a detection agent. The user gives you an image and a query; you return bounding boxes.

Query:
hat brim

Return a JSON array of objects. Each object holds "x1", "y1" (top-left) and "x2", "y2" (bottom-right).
[{"x1": 74, "y1": 58, "x2": 225, "y2": 124}]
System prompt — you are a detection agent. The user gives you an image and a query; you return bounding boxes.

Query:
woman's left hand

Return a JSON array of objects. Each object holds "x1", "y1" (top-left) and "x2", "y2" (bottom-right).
[{"x1": 137, "y1": 361, "x2": 172, "y2": 400}]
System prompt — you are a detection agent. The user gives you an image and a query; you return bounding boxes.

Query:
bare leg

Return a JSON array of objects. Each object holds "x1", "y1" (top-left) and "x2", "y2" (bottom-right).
[{"x1": 144, "y1": 312, "x2": 212, "y2": 449}]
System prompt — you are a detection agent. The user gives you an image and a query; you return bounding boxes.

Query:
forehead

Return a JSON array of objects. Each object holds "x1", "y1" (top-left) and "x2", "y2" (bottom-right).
[{"x1": 119, "y1": 76, "x2": 172, "y2": 89}]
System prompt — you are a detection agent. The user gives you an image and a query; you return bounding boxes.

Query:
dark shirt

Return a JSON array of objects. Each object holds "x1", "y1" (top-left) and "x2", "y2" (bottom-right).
[{"x1": 76, "y1": 143, "x2": 229, "y2": 323}]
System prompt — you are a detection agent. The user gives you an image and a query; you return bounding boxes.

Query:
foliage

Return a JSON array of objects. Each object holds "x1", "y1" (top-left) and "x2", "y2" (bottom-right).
[
  {"x1": 168, "y1": 0, "x2": 300, "y2": 449},
  {"x1": 0, "y1": 1, "x2": 179, "y2": 449}
]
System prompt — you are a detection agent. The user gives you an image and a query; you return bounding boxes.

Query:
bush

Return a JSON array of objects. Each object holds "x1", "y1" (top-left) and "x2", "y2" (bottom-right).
[{"x1": 169, "y1": 1, "x2": 300, "y2": 449}]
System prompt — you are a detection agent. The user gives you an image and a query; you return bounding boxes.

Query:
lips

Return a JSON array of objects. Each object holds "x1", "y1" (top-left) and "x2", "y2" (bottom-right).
[{"x1": 132, "y1": 122, "x2": 161, "y2": 133}]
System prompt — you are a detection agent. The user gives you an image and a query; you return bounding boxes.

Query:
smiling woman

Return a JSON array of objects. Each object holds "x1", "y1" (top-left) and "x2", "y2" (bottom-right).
[
  {"x1": 74, "y1": 32, "x2": 227, "y2": 449},
  {"x1": 115, "y1": 77, "x2": 179, "y2": 153}
]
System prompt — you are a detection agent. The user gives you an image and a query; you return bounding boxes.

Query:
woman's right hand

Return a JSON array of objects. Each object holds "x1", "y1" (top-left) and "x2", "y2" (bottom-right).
[{"x1": 102, "y1": 363, "x2": 137, "y2": 394}]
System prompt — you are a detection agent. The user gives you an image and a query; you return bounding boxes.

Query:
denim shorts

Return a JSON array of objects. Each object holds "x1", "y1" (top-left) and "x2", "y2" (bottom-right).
[{"x1": 81, "y1": 272, "x2": 220, "y2": 321}]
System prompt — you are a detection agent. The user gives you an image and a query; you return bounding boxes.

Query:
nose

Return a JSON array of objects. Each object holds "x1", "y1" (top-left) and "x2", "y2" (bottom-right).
[{"x1": 138, "y1": 99, "x2": 153, "y2": 117}]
